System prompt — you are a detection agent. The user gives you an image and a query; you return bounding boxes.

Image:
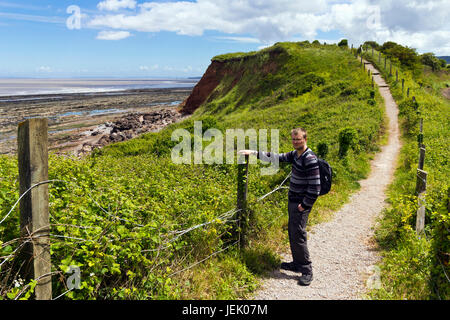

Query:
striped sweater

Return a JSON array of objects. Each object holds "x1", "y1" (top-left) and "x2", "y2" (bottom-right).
[{"x1": 258, "y1": 148, "x2": 321, "y2": 209}]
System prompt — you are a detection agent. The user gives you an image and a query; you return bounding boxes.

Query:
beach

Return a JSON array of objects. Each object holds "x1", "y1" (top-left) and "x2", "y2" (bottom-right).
[{"x1": 0, "y1": 87, "x2": 194, "y2": 155}]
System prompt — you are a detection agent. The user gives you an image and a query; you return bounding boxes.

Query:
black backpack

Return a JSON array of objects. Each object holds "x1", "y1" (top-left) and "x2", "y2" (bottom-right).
[
  {"x1": 303, "y1": 150, "x2": 332, "y2": 196},
  {"x1": 317, "y1": 158, "x2": 332, "y2": 196}
]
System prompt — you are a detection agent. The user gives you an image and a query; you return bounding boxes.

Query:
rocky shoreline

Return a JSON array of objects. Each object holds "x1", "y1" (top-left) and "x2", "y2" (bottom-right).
[
  {"x1": 73, "y1": 108, "x2": 186, "y2": 156},
  {"x1": 0, "y1": 87, "x2": 192, "y2": 156}
]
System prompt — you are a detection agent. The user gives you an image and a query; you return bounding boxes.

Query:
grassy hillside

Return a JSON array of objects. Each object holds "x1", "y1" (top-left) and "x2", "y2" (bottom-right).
[
  {"x1": 0, "y1": 42, "x2": 386, "y2": 300},
  {"x1": 361, "y1": 46, "x2": 449, "y2": 299}
]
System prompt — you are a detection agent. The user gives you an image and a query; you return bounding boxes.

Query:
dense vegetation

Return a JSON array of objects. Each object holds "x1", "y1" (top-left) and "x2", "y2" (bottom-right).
[
  {"x1": 361, "y1": 42, "x2": 449, "y2": 299},
  {"x1": 2, "y1": 41, "x2": 387, "y2": 299},
  {"x1": 363, "y1": 40, "x2": 449, "y2": 72}
]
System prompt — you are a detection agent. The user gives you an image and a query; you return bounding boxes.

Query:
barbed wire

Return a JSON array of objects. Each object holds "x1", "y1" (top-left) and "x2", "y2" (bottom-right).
[
  {"x1": 256, "y1": 172, "x2": 291, "y2": 202},
  {"x1": 52, "y1": 288, "x2": 73, "y2": 301},
  {"x1": 0, "y1": 166, "x2": 291, "y2": 299},
  {"x1": 0, "y1": 179, "x2": 65, "y2": 226},
  {"x1": 168, "y1": 240, "x2": 239, "y2": 277}
]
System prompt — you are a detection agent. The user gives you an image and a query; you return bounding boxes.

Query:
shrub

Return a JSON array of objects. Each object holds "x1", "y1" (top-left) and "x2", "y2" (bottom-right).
[
  {"x1": 338, "y1": 39, "x2": 348, "y2": 48},
  {"x1": 380, "y1": 41, "x2": 421, "y2": 70},
  {"x1": 338, "y1": 127, "x2": 359, "y2": 157},
  {"x1": 364, "y1": 41, "x2": 381, "y2": 51},
  {"x1": 317, "y1": 142, "x2": 329, "y2": 159},
  {"x1": 421, "y1": 53, "x2": 444, "y2": 71},
  {"x1": 340, "y1": 87, "x2": 358, "y2": 97},
  {"x1": 398, "y1": 98, "x2": 420, "y2": 135}
]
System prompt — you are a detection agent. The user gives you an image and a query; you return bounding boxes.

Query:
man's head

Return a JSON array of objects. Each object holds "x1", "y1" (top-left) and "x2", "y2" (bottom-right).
[{"x1": 291, "y1": 128, "x2": 307, "y2": 151}]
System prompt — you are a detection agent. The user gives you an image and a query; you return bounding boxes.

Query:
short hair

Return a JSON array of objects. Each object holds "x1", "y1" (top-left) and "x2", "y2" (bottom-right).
[{"x1": 291, "y1": 128, "x2": 307, "y2": 139}]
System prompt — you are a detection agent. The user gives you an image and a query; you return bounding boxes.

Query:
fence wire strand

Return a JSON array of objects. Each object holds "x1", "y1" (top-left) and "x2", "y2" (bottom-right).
[{"x1": 0, "y1": 165, "x2": 293, "y2": 298}]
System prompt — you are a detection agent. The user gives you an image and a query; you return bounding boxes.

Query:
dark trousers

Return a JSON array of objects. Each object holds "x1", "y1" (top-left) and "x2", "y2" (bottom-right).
[{"x1": 287, "y1": 199, "x2": 312, "y2": 274}]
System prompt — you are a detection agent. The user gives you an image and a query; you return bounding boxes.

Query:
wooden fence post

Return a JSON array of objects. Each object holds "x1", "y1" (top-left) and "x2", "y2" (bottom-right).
[
  {"x1": 407, "y1": 88, "x2": 410, "y2": 97},
  {"x1": 236, "y1": 154, "x2": 249, "y2": 249},
  {"x1": 418, "y1": 118, "x2": 424, "y2": 148},
  {"x1": 418, "y1": 146, "x2": 426, "y2": 170},
  {"x1": 415, "y1": 165, "x2": 427, "y2": 236},
  {"x1": 447, "y1": 187, "x2": 450, "y2": 214},
  {"x1": 416, "y1": 169, "x2": 427, "y2": 195},
  {"x1": 415, "y1": 115, "x2": 427, "y2": 236},
  {"x1": 17, "y1": 118, "x2": 51, "y2": 300},
  {"x1": 416, "y1": 192, "x2": 426, "y2": 236}
]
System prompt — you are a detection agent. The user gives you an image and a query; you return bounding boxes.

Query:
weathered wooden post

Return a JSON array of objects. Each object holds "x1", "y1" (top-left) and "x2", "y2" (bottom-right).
[
  {"x1": 402, "y1": 79, "x2": 405, "y2": 93},
  {"x1": 418, "y1": 146, "x2": 426, "y2": 170},
  {"x1": 447, "y1": 187, "x2": 450, "y2": 214},
  {"x1": 415, "y1": 168, "x2": 427, "y2": 236},
  {"x1": 17, "y1": 118, "x2": 51, "y2": 300},
  {"x1": 416, "y1": 192, "x2": 426, "y2": 236},
  {"x1": 418, "y1": 118, "x2": 424, "y2": 148},
  {"x1": 416, "y1": 169, "x2": 427, "y2": 195},
  {"x1": 236, "y1": 154, "x2": 249, "y2": 249},
  {"x1": 407, "y1": 87, "x2": 410, "y2": 97}
]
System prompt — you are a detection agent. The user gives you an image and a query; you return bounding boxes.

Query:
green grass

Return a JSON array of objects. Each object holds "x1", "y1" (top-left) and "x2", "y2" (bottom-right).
[
  {"x1": 362, "y1": 47, "x2": 450, "y2": 300},
  {"x1": 1, "y1": 42, "x2": 387, "y2": 300}
]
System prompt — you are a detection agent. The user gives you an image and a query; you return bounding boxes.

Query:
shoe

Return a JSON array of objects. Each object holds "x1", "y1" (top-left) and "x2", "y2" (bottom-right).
[
  {"x1": 298, "y1": 273, "x2": 313, "y2": 286},
  {"x1": 280, "y1": 262, "x2": 301, "y2": 273}
]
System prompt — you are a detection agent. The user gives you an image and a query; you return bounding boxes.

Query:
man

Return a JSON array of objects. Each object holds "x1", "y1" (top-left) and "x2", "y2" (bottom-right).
[{"x1": 238, "y1": 128, "x2": 320, "y2": 286}]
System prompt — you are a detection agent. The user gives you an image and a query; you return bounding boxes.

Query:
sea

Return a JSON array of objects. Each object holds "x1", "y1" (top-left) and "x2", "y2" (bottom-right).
[{"x1": 0, "y1": 78, "x2": 198, "y2": 100}]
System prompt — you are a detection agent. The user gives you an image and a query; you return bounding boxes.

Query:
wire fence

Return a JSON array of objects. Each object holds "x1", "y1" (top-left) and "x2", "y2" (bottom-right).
[{"x1": 0, "y1": 167, "x2": 292, "y2": 300}]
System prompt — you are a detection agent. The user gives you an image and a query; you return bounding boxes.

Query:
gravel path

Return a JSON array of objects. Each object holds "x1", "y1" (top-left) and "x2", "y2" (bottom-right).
[{"x1": 253, "y1": 60, "x2": 401, "y2": 300}]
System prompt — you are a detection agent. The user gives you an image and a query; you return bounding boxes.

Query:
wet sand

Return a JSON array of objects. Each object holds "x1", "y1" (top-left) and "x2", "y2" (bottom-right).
[{"x1": 0, "y1": 87, "x2": 193, "y2": 155}]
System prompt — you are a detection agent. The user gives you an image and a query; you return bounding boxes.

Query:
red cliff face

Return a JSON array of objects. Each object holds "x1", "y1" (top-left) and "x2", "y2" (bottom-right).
[
  {"x1": 180, "y1": 50, "x2": 281, "y2": 115},
  {"x1": 180, "y1": 61, "x2": 229, "y2": 115}
]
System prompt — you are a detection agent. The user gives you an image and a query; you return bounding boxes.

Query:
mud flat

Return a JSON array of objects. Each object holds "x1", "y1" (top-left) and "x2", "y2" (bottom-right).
[{"x1": 0, "y1": 87, "x2": 193, "y2": 156}]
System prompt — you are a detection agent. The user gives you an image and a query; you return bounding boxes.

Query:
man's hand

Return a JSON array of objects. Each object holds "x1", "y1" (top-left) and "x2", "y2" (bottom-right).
[
  {"x1": 298, "y1": 203, "x2": 305, "y2": 212},
  {"x1": 238, "y1": 150, "x2": 257, "y2": 155}
]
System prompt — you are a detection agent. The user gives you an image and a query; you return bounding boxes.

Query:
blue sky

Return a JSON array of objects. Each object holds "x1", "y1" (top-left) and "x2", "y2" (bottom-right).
[{"x1": 0, "y1": 0, "x2": 448, "y2": 78}]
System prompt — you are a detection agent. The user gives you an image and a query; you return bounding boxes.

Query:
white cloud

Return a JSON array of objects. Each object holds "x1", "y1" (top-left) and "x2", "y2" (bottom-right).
[
  {"x1": 183, "y1": 65, "x2": 193, "y2": 73},
  {"x1": 98, "y1": 0, "x2": 137, "y2": 11},
  {"x1": 36, "y1": 66, "x2": 52, "y2": 72},
  {"x1": 96, "y1": 30, "x2": 132, "y2": 40},
  {"x1": 214, "y1": 36, "x2": 261, "y2": 44},
  {"x1": 0, "y1": 12, "x2": 64, "y2": 24},
  {"x1": 88, "y1": 0, "x2": 450, "y2": 54},
  {"x1": 139, "y1": 64, "x2": 158, "y2": 71}
]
